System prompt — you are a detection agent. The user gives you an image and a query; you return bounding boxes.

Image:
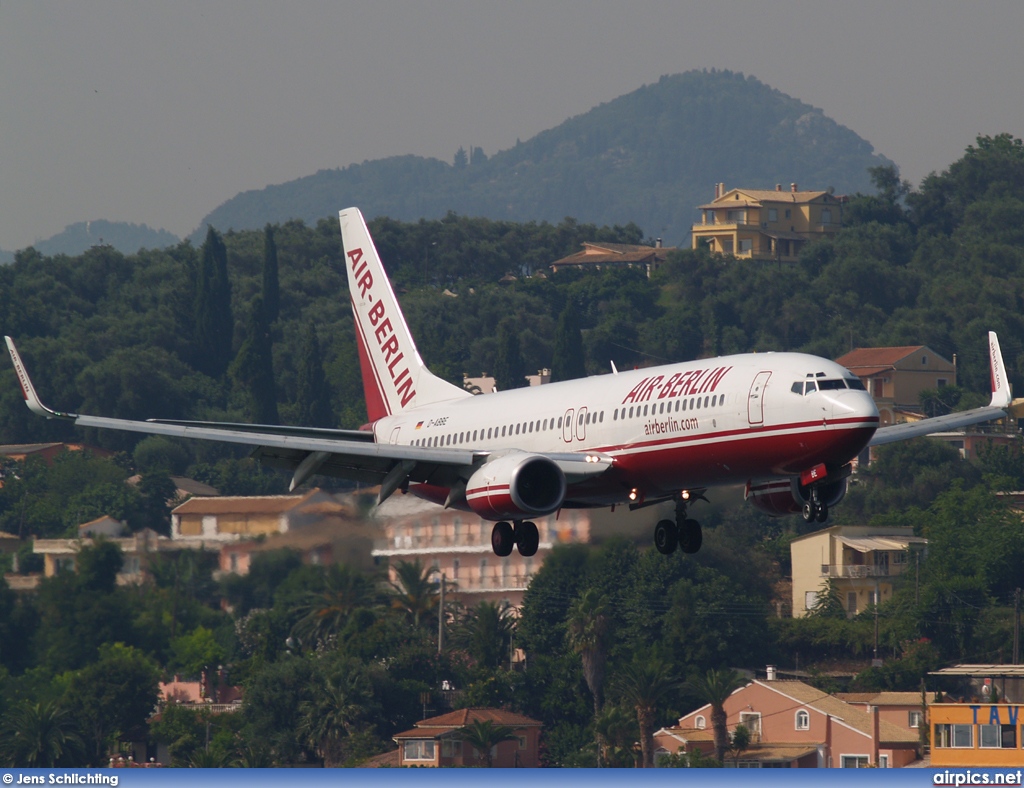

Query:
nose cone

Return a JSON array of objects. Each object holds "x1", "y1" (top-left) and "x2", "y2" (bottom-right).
[{"x1": 829, "y1": 389, "x2": 879, "y2": 422}]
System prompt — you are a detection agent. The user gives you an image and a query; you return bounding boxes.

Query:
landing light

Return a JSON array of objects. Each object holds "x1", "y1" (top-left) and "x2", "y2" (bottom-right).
[
  {"x1": 681, "y1": 490, "x2": 691, "y2": 500},
  {"x1": 628, "y1": 488, "x2": 639, "y2": 502}
]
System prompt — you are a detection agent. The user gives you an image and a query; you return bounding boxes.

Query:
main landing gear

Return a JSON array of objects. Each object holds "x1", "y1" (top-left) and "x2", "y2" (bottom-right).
[
  {"x1": 654, "y1": 496, "x2": 703, "y2": 555},
  {"x1": 491, "y1": 520, "x2": 540, "y2": 558}
]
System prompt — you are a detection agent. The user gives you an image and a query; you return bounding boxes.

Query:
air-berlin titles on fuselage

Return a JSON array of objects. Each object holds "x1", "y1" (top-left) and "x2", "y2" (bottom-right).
[
  {"x1": 348, "y1": 247, "x2": 416, "y2": 409},
  {"x1": 621, "y1": 366, "x2": 733, "y2": 404}
]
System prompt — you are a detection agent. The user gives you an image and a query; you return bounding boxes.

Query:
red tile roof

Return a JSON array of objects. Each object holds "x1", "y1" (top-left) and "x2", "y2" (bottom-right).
[
  {"x1": 418, "y1": 708, "x2": 542, "y2": 728},
  {"x1": 171, "y1": 489, "x2": 328, "y2": 515},
  {"x1": 835, "y1": 346, "x2": 926, "y2": 370}
]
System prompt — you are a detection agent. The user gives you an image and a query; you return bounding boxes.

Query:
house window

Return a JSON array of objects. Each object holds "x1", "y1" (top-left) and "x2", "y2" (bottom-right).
[
  {"x1": 403, "y1": 740, "x2": 436, "y2": 760},
  {"x1": 768, "y1": 208, "x2": 778, "y2": 222},
  {"x1": 442, "y1": 739, "x2": 463, "y2": 757},
  {"x1": 453, "y1": 558, "x2": 460, "y2": 578},
  {"x1": 739, "y1": 239, "x2": 752, "y2": 253},
  {"x1": 935, "y1": 724, "x2": 973, "y2": 748},
  {"x1": 785, "y1": 209, "x2": 791, "y2": 219},
  {"x1": 795, "y1": 710, "x2": 809, "y2": 730},
  {"x1": 739, "y1": 712, "x2": 761, "y2": 738},
  {"x1": 847, "y1": 592, "x2": 858, "y2": 614},
  {"x1": 937, "y1": 378, "x2": 948, "y2": 388},
  {"x1": 922, "y1": 355, "x2": 928, "y2": 365},
  {"x1": 805, "y1": 591, "x2": 819, "y2": 611},
  {"x1": 879, "y1": 755, "x2": 889, "y2": 768},
  {"x1": 518, "y1": 736, "x2": 527, "y2": 749},
  {"x1": 821, "y1": 209, "x2": 832, "y2": 224},
  {"x1": 980, "y1": 724, "x2": 1017, "y2": 748},
  {"x1": 841, "y1": 755, "x2": 869, "y2": 768},
  {"x1": 727, "y1": 209, "x2": 746, "y2": 223},
  {"x1": 695, "y1": 715, "x2": 706, "y2": 730},
  {"x1": 908, "y1": 711, "x2": 922, "y2": 729}
]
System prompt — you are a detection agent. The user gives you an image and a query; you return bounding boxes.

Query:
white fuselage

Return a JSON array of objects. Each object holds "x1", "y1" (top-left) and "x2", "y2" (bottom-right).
[{"x1": 372, "y1": 351, "x2": 879, "y2": 507}]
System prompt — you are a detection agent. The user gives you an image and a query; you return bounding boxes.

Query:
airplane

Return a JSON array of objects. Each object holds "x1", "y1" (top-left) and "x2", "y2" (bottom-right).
[{"x1": 5, "y1": 207, "x2": 1016, "y2": 559}]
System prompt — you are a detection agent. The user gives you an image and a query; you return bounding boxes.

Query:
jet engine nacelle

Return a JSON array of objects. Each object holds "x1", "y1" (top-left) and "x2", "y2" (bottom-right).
[
  {"x1": 745, "y1": 475, "x2": 848, "y2": 517},
  {"x1": 465, "y1": 452, "x2": 566, "y2": 521}
]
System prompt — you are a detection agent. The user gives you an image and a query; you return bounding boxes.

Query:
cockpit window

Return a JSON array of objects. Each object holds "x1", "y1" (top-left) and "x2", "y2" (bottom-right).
[
  {"x1": 818, "y1": 379, "x2": 846, "y2": 391},
  {"x1": 791, "y1": 382, "x2": 802, "y2": 395},
  {"x1": 804, "y1": 381, "x2": 817, "y2": 394},
  {"x1": 846, "y1": 378, "x2": 866, "y2": 391}
]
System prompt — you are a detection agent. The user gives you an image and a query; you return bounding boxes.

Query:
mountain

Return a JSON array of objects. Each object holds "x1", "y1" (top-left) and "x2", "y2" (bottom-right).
[
  {"x1": 18, "y1": 220, "x2": 179, "y2": 259},
  {"x1": 195, "y1": 70, "x2": 892, "y2": 245}
]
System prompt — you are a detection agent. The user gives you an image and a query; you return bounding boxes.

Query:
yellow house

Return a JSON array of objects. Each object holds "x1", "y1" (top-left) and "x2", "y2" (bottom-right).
[
  {"x1": 692, "y1": 183, "x2": 845, "y2": 261},
  {"x1": 790, "y1": 525, "x2": 926, "y2": 617},
  {"x1": 170, "y1": 488, "x2": 345, "y2": 543}
]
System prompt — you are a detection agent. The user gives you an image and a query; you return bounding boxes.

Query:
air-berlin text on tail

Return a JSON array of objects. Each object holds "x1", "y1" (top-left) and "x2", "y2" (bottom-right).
[
  {"x1": 348, "y1": 248, "x2": 416, "y2": 408},
  {"x1": 621, "y1": 366, "x2": 732, "y2": 404}
]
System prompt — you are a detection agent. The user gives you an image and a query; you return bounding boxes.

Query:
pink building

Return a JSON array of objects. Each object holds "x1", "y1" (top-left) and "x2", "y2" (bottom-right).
[
  {"x1": 657, "y1": 677, "x2": 921, "y2": 768},
  {"x1": 390, "y1": 708, "x2": 543, "y2": 768}
]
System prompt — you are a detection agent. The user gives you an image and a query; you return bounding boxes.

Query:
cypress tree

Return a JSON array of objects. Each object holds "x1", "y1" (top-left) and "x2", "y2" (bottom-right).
[
  {"x1": 295, "y1": 323, "x2": 334, "y2": 428},
  {"x1": 492, "y1": 319, "x2": 527, "y2": 391},
  {"x1": 551, "y1": 301, "x2": 587, "y2": 382},
  {"x1": 229, "y1": 296, "x2": 279, "y2": 424},
  {"x1": 262, "y1": 224, "x2": 280, "y2": 324},
  {"x1": 194, "y1": 226, "x2": 233, "y2": 378}
]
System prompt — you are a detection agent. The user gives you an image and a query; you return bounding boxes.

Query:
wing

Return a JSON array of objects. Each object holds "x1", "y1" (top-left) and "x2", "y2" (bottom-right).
[
  {"x1": 868, "y1": 332, "x2": 1014, "y2": 447},
  {"x1": 5, "y1": 336, "x2": 610, "y2": 501}
]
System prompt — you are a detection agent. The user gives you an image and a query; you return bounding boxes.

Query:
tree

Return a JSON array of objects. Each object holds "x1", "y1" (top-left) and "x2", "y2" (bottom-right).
[
  {"x1": 295, "y1": 322, "x2": 334, "y2": 428},
  {"x1": 64, "y1": 642, "x2": 161, "y2": 765},
  {"x1": 193, "y1": 226, "x2": 233, "y2": 378},
  {"x1": 291, "y1": 564, "x2": 378, "y2": 646},
  {"x1": 453, "y1": 600, "x2": 516, "y2": 670},
  {"x1": 262, "y1": 223, "x2": 280, "y2": 324},
  {"x1": 229, "y1": 296, "x2": 279, "y2": 424},
  {"x1": 389, "y1": 559, "x2": 439, "y2": 628},
  {"x1": 611, "y1": 656, "x2": 681, "y2": 768},
  {"x1": 551, "y1": 301, "x2": 587, "y2": 382},
  {"x1": 685, "y1": 668, "x2": 746, "y2": 764},
  {"x1": 297, "y1": 669, "x2": 373, "y2": 767},
  {"x1": 565, "y1": 588, "x2": 611, "y2": 765},
  {"x1": 456, "y1": 719, "x2": 519, "y2": 767},
  {"x1": 0, "y1": 699, "x2": 84, "y2": 767},
  {"x1": 492, "y1": 319, "x2": 527, "y2": 391}
]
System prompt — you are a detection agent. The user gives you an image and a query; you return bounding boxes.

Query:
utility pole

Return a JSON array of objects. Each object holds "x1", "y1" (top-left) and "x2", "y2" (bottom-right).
[
  {"x1": 873, "y1": 581, "x2": 881, "y2": 666},
  {"x1": 438, "y1": 573, "x2": 446, "y2": 654},
  {"x1": 1013, "y1": 587, "x2": 1021, "y2": 665}
]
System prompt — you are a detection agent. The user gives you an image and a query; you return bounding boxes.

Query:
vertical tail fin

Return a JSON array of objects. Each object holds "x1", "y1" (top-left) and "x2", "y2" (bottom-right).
[{"x1": 339, "y1": 208, "x2": 470, "y2": 421}]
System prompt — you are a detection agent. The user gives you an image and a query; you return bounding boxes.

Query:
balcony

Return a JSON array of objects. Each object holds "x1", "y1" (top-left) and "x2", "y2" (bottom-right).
[{"x1": 821, "y1": 563, "x2": 905, "y2": 578}]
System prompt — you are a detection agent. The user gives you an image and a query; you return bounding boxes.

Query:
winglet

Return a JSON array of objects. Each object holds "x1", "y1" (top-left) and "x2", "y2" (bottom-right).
[
  {"x1": 4, "y1": 336, "x2": 73, "y2": 419},
  {"x1": 989, "y1": 331, "x2": 1012, "y2": 408}
]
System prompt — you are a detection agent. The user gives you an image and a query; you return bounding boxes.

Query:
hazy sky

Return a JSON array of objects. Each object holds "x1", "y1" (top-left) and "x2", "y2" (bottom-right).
[{"x1": 2, "y1": 2, "x2": 1022, "y2": 251}]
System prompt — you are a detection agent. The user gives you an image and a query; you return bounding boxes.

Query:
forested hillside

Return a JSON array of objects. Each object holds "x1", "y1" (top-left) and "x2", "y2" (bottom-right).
[{"x1": 195, "y1": 70, "x2": 888, "y2": 246}]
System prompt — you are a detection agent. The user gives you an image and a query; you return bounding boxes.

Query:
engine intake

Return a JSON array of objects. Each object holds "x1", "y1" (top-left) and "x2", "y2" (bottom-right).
[{"x1": 466, "y1": 453, "x2": 566, "y2": 520}]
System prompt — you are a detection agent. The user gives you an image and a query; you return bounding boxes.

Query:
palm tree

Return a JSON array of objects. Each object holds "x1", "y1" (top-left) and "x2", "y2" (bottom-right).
[
  {"x1": 611, "y1": 657, "x2": 681, "y2": 768},
  {"x1": 566, "y1": 589, "x2": 611, "y2": 765},
  {"x1": 456, "y1": 719, "x2": 519, "y2": 767},
  {"x1": 593, "y1": 704, "x2": 639, "y2": 768},
  {"x1": 292, "y1": 564, "x2": 378, "y2": 645},
  {"x1": 452, "y1": 600, "x2": 516, "y2": 669},
  {"x1": 685, "y1": 668, "x2": 747, "y2": 764},
  {"x1": 389, "y1": 559, "x2": 439, "y2": 628},
  {"x1": 297, "y1": 670, "x2": 371, "y2": 767},
  {"x1": 0, "y1": 699, "x2": 83, "y2": 767}
]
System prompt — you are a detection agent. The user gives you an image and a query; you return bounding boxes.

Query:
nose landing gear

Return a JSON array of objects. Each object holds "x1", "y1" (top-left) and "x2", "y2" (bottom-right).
[{"x1": 801, "y1": 487, "x2": 830, "y2": 524}]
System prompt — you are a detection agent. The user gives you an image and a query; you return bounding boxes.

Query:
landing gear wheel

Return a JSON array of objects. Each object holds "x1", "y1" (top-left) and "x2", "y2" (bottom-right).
[
  {"x1": 678, "y1": 518, "x2": 703, "y2": 554},
  {"x1": 491, "y1": 521, "x2": 514, "y2": 557},
  {"x1": 516, "y1": 521, "x2": 539, "y2": 557},
  {"x1": 815, "y1": 503, "x2": 829, "y2": 523},
  {"x1": 802, "y1": 501, "x2": 815, "y2": 523},
  {"x1": 654, "y1": 519, "x2": 678, "y2": 555}
]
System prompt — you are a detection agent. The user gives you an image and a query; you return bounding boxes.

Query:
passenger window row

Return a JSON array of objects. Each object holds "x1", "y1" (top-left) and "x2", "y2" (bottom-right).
[
  {"x1": 410, "y1": 410, "x2": 606, "y2": 448},
  {"x1": 613, "y1": 393, "x2": 723, "y2": 421}
]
